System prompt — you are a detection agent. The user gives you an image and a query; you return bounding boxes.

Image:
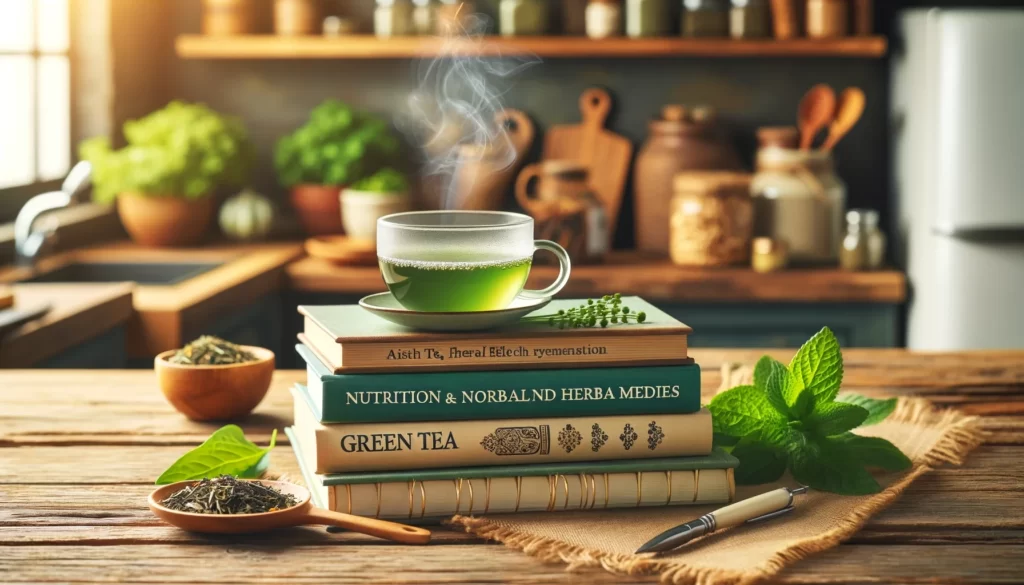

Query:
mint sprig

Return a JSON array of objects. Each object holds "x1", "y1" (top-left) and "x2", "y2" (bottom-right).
[{"x1": 710, "y1": 327, "x2": 911, "y2": 495}]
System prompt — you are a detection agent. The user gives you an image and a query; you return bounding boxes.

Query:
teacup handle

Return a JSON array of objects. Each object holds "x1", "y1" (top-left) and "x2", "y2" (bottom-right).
[{"x1": 521, "y1": 240, "x2": 571, "y2": 300}]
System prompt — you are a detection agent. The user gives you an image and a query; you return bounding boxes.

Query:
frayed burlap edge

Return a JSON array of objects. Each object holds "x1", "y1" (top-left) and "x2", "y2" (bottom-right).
[{"x1": 448, "y1": 396, "x2": 988, "y2": 585}]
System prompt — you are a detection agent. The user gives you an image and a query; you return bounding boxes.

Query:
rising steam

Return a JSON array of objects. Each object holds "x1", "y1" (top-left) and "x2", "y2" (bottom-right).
[{"x1": 398, "y1": 12, "x2": 540, "y2": 209}]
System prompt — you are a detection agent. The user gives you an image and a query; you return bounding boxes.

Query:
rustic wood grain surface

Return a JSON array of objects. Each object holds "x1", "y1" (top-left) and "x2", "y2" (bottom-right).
[{"x1": 1, "y1": 349, "x2": 1021, "y2": 584}]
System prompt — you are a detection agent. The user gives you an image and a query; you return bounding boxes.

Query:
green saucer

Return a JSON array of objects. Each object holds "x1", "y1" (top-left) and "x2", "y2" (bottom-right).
[{"x1": 358, "y1": 293, "x2": 552, "y2": 332}]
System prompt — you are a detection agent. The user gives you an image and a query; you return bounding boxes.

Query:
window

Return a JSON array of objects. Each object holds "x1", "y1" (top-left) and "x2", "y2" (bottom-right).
[{"x1": 0, "y1": 0, "x2": 71, "y2": 191}]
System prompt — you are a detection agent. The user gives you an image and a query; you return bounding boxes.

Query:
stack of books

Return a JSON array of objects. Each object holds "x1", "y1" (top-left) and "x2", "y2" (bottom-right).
[{"x1": 287, "y1": 296, "x2": 737, "y2": 521}]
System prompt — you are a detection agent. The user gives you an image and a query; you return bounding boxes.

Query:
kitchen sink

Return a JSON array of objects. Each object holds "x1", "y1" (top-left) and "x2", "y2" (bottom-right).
[{"x1": 21, "y1": 262, "x2": 224, "y2": 285}]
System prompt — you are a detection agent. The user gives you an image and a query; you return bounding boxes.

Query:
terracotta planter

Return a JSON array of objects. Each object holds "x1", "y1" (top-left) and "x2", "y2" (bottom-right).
[
  {"x1": 117, "y1": 192, "x2": 215, "y2": 248},
  {"x1": 340, "y1": 190, "x2": 411, "y2": 242},
  {"x1": 291, "y1": 184, "x2": 343, "y2": 235}
]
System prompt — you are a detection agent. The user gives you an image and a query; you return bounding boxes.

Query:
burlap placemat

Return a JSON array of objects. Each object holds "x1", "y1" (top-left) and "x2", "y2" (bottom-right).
[{"x1": 446, "y1": 364, "x2": 988, "y2": 585}]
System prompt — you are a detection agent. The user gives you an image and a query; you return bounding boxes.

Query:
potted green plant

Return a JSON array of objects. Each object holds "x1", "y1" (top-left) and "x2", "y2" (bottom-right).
[
  {"x1": 80, "y1": 101, "x2": 253, "y2": 248},
  {"x1": 274, "y1": 100, "x2": 402, "y2": 236},
  {"x1": 341, "y1": 168, "x2": 411, "y2": 242}
]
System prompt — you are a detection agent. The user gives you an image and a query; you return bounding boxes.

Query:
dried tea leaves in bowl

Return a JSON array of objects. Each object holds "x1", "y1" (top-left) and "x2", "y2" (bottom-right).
[
  {"x1": 170, "y1": 336, "x2": 257, "y2": 365},
  {"x1": 160, "y1": 476, "x2": 298, "y2": 515}
]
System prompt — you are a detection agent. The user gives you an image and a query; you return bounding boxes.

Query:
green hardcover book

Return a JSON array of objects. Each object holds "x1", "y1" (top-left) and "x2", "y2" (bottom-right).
[
  {"x1": 299, "y1": 296, "x2": 691, "y2": 374},
  {"x1": 286, "y1": 426, "x2": 737, "y2": 521},
  {"x1": 298, "y1": 343, "x2": 702, "y2": 423}
]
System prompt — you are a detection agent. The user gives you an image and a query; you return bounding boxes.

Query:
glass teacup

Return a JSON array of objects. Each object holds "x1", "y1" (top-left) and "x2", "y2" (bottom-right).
[{"x1": 377, "y1": 211, "x2": 571, "y2": 312}]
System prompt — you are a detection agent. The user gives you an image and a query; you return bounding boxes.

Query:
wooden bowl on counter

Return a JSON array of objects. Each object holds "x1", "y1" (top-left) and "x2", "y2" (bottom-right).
[{"x1": 155, "y1": 346, "x2": 275, "y2": 421}]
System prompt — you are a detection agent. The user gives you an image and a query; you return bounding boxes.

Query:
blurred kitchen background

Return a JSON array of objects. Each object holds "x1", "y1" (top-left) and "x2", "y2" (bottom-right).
[{"x1": 1, "y1": 0, "x2": 1022, "y2": 369}]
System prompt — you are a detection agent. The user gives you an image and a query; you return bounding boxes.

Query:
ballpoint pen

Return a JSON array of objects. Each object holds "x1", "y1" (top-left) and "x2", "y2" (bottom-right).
[{"x1": 635, "y1": 486, "x2": 809, "y2": 554}]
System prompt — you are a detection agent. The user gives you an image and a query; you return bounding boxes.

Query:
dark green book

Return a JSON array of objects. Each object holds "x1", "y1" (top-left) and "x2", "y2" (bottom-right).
[
  {"x1": 286, "y1": 426, "x2": 737, "y2": 520},
  {"x1": 298, "y1": 343, "x2": 702, "y2": 423}
]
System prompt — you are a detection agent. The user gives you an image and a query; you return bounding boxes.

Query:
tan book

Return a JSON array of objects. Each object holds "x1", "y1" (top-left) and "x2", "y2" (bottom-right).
[
  {"x1": 292, "y1": 385, "x2": 713, "y2": 474},
  {"x1": 285, "y1": 427, "x2": 738, "y2": 521},
  {"x1": 299, "y1": 296, "x2": 690, "y2": 373}
]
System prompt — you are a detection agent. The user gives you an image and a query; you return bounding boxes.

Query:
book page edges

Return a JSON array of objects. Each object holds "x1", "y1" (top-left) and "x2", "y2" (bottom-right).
[{"x1": 324, "y1": 469, "x2": 734, "y2": 519}]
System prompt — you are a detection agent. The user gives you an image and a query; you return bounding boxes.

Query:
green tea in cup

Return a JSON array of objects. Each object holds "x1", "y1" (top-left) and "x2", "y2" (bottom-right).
[{"x1": 377, "y1": 211, "x2": 571, "y2": 312}]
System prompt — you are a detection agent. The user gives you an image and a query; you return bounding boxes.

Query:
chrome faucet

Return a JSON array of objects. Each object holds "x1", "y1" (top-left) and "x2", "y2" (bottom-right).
[{"x1": 14, "y1": 161, "x2": 93, "y2": 268}]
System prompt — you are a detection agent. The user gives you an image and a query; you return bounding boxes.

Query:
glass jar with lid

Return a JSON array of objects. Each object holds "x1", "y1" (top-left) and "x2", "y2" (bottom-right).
[
  {"x1": 500, "y1": 0, "x2": 548, "y2": 36},
  {"x1": 670, "y1": 171, "x2": 754, "y2": 267},
  {"x1": 375, "y1": 0, "x2": 414, "y2": 37},
  {"x1": 840, "y1": 209, "x2": 886, "y2": 271},
  {"x1": 586, "y1": 0, "x2": 623, "y2": 38},
  {"x1": 626, "y1": 0, "x2": 671, "y2": 38},
  {"x1": 730, "y1": 0, "x2": 770, "y2": 38},
  {"x1": 752, "y1": 147, "x2": 846, "y2": 265},
  {"x1": 412, "y1": 0, "x2": 438, "y2": 35},
  {"x1": 681, "y1": 0, "x2": 729, "y2": 37}
]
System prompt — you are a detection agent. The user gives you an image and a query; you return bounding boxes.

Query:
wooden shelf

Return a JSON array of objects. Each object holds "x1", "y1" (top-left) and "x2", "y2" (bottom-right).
[{"x1": 176, "y1": 34, "x2": 888, "y2": 60}]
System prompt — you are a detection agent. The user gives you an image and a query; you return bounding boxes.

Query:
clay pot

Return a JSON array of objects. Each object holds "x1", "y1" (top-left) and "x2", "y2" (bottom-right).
[
  {"x1": 291, "y1": 184, "x2": 343, "y2": 235},
  {"x1": 117, "y1": 192, "x2": 215, "y2": 248},
  {"x1": 202, "y1": 0, "x2": 254, "y2": 35},
  {"x1": 634, "y1": 105, "x2": 743, "y2": 255}
]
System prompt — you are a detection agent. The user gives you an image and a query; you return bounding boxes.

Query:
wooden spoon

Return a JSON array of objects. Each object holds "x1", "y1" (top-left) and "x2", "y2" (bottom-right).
[
  {"x1": 149, "y1": 479, "x2": 431, "y2": 544},
  {"x1": 797, "y1": 84, "x2": 837, "y2": 151},
  {"x1": 821, "y1": 88, "x2": 866, "y2": 152}
]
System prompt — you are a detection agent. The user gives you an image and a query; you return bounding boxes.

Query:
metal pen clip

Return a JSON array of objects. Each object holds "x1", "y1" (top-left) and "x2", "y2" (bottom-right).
[{"x1": 747, "y1": 486, "x2": 808, "y2": 524}]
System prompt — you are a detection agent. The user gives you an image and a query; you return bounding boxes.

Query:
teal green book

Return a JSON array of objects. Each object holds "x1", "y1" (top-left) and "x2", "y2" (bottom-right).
[
  {"x1": 298, "y1": 343, "x2": 702, "y2": 423},
  {"x1": 299, "y1": 296, "x2": 691, "y2": 373},
  {"x1": 286, "y1": 426, "x2": 737, "y2": 520}
]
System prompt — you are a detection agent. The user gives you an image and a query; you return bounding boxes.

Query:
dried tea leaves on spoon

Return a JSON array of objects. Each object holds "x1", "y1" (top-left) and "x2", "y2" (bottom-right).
[
  {"x1": 170, "y1": 335, "x2": 257, "y2": 365},
  {"x1": 161, "y1": 476, "x2": 298, "y2": 515}
]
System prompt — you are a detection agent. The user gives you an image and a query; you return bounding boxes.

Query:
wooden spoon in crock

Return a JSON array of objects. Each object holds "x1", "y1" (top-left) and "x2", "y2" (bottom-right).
[
  {"x1": 149, "y1": 479, "x2": 431, "y2": 544},
  {"x1": 797, "y1": 84, "x2": 837, "y2": 151},
  {"x1": 821, "y1": 87, "x2": 866, "y2": 151}
]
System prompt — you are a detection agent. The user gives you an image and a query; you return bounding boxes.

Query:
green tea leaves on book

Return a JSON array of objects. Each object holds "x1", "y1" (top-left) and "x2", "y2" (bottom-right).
[
  {"x1": 156, "y1": 425, "x2": 277, "y2": 485},
  {"x1": 709, "y1": 327, "x2": 911, "y2": 495}
]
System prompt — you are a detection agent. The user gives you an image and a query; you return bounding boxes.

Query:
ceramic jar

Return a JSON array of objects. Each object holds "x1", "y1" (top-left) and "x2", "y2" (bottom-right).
[
  {"x1": 806, "y1": 0, "x2": 848, "y2": 38},
  {"x1": 274, "y1": 0, "x2": 319, "y2": 35},
  {"x1": 634, "y1": 105, "x2": 743, "y2": 254},
  {"x1": 515, "y1": 160, "x2": 609, "y2": 263},
  {"x1": 586, "y1": 0, "x2": 623, "y2": 38},
  {"x1": 670, "y1": 172, "x2": 754, "y2": 267},
  {"x1": 500, "y1": 0, "x2": 548, "y2": 36},
  {"x1": 752, "y1": 148, "x2": 847, "y2": 264},
  {"x1": 375, "y1": 0, "x2": 414, "y2": 37},
  {"x1": 449, "y1": 110, "x2": 535, "y2": 211},
  {"x1": 202, "y1": 0, "x2": 254, "y2": 35}
]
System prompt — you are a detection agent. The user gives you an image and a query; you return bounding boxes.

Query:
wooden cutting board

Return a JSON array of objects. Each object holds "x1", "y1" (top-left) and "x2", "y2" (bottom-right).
[{"x1": 543, "y1": 88, "x2": 633, "y2": 242}]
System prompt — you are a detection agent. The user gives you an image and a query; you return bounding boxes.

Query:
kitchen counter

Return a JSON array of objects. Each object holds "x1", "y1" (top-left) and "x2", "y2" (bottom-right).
[
  {"x1": 287, "y1": 253, "x2": 907, "y2": 303},
  {"x1": 0, "y1": 283, "x2": 134, "y2": 367},
  {"x1": 1, "y1": 349, "x2": 1020, "y2": 583},
  {"x1": 1, "y1": 242, "x2": 303, "y2": 358}
]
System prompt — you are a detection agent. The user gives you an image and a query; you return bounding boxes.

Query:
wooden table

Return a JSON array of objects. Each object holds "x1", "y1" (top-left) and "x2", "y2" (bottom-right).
[{"x1": 2, "y1": 349, "x2": 1021, "y2": 584}]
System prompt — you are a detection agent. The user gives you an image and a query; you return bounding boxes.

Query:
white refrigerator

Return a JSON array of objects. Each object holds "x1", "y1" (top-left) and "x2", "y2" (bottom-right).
[{"x1": 892, "y1": 8, "x2": 1024, "y2": 350}]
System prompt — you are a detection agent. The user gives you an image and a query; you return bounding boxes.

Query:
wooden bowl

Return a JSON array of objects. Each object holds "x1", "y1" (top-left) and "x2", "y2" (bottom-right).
[{"x1": 155, "y1": 346, "x2": 275, "y2": 421}]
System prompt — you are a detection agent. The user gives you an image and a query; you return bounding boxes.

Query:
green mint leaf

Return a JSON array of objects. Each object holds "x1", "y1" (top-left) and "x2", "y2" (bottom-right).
[
  {"x1": 788, "y1": 327, "x2": 844, "y2": 405},
  {"x1": 804, "y1": 402, "x2": 870, "y2": 437},
  {"x1": 836, "y1": 394, "x2": 898, "y2": 426},
  {"x1": 753, "y1": 356, "x2": 777, "y2": 392},
  {"x1": 709, "y1": 385, "x2": 787, "y2": 438},
  {"x1": 834, "y1": 434, "x2": 912, "y2": 471},
  {"x1": 789, "y1": 436, "x2": 881, "y2": 495},
  {"x1": 763, "y1": 360, "x2": 792, "y2": 418},
  {"x1": 732, "y1": 439, "x2": 787, "y2": 485},
  {"x1": 156, "y1": 426, "x2": 276, "y2": 485}
]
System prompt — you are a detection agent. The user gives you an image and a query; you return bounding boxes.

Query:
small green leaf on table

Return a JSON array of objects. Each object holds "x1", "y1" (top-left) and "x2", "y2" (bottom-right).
[
  {"x1": 156, "y1": 426, "x2": 277, "y2": 485},
  {"x1": 836, "y1": 394, "x2": 899, "y2": 426}
]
